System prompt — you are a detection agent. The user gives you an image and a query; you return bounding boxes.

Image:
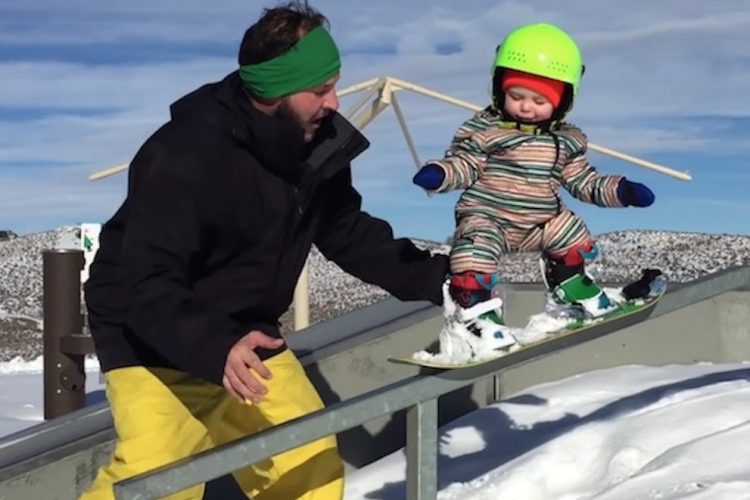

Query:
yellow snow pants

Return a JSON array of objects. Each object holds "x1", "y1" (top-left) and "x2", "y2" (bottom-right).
[{"x1": 79, "y1": 349, "x2": 343, "y2": 499}]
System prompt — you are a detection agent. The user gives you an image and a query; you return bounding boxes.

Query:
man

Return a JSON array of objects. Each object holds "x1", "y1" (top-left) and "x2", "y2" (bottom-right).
[{"x1": 81, "y1": 2, "x2": 448, "y2": 499}]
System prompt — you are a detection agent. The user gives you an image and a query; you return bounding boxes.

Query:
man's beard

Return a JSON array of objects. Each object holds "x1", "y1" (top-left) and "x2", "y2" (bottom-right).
[{"x1": 273, "y1": 99, "x2": 306, "y2": 133}]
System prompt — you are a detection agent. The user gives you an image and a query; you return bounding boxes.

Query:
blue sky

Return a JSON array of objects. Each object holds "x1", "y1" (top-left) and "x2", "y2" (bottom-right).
[{"x1": 1, "y1": 0, "x2": 748, "y2": 241}]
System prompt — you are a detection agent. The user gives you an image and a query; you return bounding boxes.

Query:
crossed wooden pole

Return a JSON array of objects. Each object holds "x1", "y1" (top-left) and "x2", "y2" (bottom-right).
[{"x1": 87, "y1": 76, "x2": 692, "y2": 331}]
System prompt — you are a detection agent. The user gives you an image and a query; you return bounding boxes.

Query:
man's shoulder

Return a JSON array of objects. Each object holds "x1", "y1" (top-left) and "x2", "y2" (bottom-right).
[{"x1": 131, "y1": 119, "x2": 256, "y2": 189}]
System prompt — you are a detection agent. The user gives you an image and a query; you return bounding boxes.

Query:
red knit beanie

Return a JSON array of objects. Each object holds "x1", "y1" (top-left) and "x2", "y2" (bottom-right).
[{"x1": 501, "y1": 69, "x2": 565, "y2": 108}]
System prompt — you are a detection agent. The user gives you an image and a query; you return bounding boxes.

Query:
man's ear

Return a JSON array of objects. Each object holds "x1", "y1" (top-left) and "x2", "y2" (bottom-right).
[
  {"x1": 244, "y1": 87, "x2": 282, "y2": 108},
  {"x1": 257, "y1": 96, "x2": 282, "y2": 107}
]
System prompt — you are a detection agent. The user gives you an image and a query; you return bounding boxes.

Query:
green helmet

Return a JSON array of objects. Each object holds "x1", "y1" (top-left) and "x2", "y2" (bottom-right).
[{"x1": 494, "y1": 23, "x2": 584, "y2": 94}]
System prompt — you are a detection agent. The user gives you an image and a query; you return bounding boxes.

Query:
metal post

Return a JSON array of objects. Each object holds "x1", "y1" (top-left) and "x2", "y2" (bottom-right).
[
  {"x1": 43, "y1": 249, "x2": 86, "y2": 420},
  {"x1": 293, "y1": 263, "x2": 310, "y2": 331},
  {"x1": 406, "y1": 399, "x2": 439, "y2": 500}
]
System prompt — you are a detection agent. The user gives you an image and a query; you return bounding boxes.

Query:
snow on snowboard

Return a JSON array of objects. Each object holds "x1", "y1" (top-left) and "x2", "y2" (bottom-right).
[{"x1": 390, "y1": 269, "x2": 666, "y2": 370}]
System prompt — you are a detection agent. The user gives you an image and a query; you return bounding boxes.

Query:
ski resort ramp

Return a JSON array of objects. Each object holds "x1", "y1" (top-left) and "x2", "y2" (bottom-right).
[{"x1": 0, "y1": 267, "x2": 748, "y2": 499}]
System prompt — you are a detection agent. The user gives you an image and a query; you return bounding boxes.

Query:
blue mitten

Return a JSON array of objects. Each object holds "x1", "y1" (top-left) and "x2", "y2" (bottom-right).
[
  {"x1": 617, "y1": 178, "x2": 654, "y2": 207},
  {"x1": 413, "y1": 164, "x2": 445, "y2": 190}
]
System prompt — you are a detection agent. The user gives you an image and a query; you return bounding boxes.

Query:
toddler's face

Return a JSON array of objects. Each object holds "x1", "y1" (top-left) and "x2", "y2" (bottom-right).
[{"x1": 503, "y1": 86, "x2": 554, "y2": 123}]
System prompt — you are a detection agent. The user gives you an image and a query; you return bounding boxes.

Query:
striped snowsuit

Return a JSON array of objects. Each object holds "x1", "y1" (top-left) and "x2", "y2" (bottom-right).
[{"x1": 428, "y1": 109, "x2": 625, "y2": 275}]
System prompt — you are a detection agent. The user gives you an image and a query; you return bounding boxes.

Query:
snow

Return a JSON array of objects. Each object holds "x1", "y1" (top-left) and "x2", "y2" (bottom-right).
[
  {"x1": 1, "y1": 227, "x2": 748, "y2": 495},
  {"x1": 344, "y1": 362, "x2": 750, "y2": 500},
  {"x1": 0, "y1": 356, "x2": 102, "y2": 436},
  {"x1": 0, "y1": 355, "x2": 100, "y2": 375},
  {"x1": 2, "y1": 358, "x2": 750, "y2": 499},
  {"x1": 413, "y1": 286, "x2": 643, "y2": 366}
]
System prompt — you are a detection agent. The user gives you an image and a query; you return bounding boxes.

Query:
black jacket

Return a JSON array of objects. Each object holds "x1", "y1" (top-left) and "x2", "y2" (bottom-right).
[{"x1": 84, "y1": 72, "x2": 448, "y2": 385}]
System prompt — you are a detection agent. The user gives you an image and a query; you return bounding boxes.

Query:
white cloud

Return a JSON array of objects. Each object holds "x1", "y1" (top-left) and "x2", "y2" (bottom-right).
[
  {"x1": 0, "y1": 58, "x2": 232, "y2": 109},
  {"x1": 579, "y1": 124, "x2": 720, "y2": 156},
  {"x1": 0, "y1": 162, "x2": 126, "y2": 233},
  {"x1": 671, "y1": 197, "x2": 750, "y2": 212},
  {"x1": 1, "y1": 0, "x2": 749, "y2": 234}
]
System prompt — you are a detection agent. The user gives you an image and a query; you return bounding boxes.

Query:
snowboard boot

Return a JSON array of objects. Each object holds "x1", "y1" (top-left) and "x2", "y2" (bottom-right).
[
  {"x1": 622, "y1": 268, "x2": 665, "y2": 301},
  {"x1": 446, "y1": 271, "x2": 516, "y2": 352},
  {"x1": 542, "y1": 242, "x2": 614, "y2": 319}
]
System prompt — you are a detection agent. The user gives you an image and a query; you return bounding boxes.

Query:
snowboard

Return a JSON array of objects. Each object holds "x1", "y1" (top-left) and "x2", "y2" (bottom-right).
[{"x1": 389, "y1": 269, "x2": 666, "y2": 370}]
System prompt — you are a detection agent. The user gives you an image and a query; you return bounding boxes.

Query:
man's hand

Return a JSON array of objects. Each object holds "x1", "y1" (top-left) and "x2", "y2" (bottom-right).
[{"x1": 222, "y1": 330, "x2": 285, "y2": 404}]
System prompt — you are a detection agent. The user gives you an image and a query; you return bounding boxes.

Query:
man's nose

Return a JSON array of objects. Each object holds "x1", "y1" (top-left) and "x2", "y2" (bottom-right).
[{"x1": 323, "y1": 89, "x2": 339, "y2": 111}]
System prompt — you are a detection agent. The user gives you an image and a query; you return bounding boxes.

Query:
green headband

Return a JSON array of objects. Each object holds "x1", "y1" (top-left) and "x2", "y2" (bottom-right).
[{"x1": 239, "y1": 26, "x2": 341, "y2": 99}]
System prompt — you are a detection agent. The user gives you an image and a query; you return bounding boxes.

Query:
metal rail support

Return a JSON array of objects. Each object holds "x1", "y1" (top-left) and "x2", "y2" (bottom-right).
[{"x1": 42, "y1": 249, "x2": 94, "y2": 419}]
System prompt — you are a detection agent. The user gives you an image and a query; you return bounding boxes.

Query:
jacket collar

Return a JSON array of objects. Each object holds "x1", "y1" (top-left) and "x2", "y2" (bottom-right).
[
  {"x1": 217, "y1": 73, "x2": 370, "y2": 184},
  {"x1": 487, "y1": 106, "x2": 564, "y2": 135}
]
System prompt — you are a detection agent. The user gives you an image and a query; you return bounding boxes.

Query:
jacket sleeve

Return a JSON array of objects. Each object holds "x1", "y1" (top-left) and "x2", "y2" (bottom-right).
[
  {"x1": 426, "y1": 112, "x2": 497, "y2": 192},
  {"x1": 121, "y1": 155, "x2": 250, "y2": 385},
  {"x1": 555, "y1": 127, "x2": 625, "y2": 207},
  {"x1": 314, "y1": 168, "x2": 449, "y2": 305}
]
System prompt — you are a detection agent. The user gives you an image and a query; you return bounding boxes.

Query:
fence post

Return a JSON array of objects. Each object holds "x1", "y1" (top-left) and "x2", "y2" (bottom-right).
[
  {"x1": 406, "y1": 399, "x2": 438, "y2": 499},
  {"x1": 43, "y1": 248, "x2": 86, "y2": 420}
]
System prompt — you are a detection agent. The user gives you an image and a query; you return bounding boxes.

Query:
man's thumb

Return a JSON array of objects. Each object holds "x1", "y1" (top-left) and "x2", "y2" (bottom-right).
[{"x1": 256, "y1": 335, "x2": 285, "y2": 348}]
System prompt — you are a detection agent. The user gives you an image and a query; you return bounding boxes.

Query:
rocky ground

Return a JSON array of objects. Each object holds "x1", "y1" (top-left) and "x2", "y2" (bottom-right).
[{"x1": 1, "y1": 227, "x2": 748, "y2": 362}]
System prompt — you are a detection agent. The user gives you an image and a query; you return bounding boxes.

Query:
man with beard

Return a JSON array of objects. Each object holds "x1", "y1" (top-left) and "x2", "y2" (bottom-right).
[{"x1": 80, "y1": 2, "x2": 449, "y2": 499}]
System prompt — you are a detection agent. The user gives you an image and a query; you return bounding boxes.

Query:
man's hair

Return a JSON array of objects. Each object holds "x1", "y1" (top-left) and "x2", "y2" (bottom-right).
[{"x1": 239, "y1": 1, "x2": 329, "y2": 66}]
